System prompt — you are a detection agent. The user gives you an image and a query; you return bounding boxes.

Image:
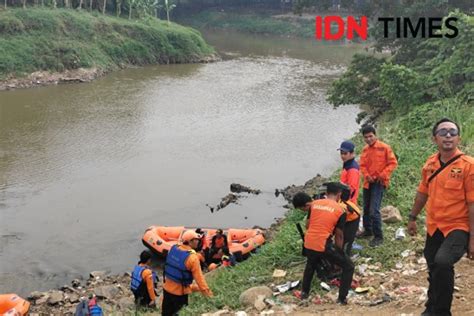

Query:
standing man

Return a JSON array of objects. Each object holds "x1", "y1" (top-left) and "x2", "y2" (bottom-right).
[
  {"x1": 162, "y1": 230, "x2": 213, "y2": 316},
  {"x1": 407, "y1": 118, "x2": 474, "y2": 316},
  {"x1": 338, "y1": 140, "x2": 361, "y2": 255},
  {"x1": 359, "y1": 125, "x2": 398, "y2": 247},
  {"x1": 338, "y1": 140, "x2": 360, "y2": 204},
  {"x1": 292, "y1": 182, "x2": 354, "y2": 305}
]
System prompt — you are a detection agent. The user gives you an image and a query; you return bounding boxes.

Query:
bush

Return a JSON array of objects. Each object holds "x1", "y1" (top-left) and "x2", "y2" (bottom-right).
[{"x1": 0, "y1": 15, "x2": 25, "y2": 34}]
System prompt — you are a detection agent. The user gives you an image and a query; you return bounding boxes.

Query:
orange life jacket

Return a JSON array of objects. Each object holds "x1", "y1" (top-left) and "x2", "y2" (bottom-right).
[{"x1": 340, "y1": 200, "x2": 361, "y2": 222}]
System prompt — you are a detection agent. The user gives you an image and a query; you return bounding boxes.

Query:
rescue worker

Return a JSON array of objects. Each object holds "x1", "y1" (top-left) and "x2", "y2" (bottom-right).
[
  {"x1": 162, "y1": 230, "x2": 213, "y2": 316},
  {"x1": 292, "y1": 183, "x2": 354, "y2": 304},
  {"x1": 130, "y1": 250, "x2": 158, "y2": 307},
  {"x1": 338, "y1": 140, "x2": 360, "y2": 204},
  {"x1": 207, "y1": 229, "x2": 229, "y2": 264},
  {"x1": 359, "y1": 125, "x2": 398, "y2": 247},
  {"x1": 407, "y1": 118, "x2": 474, "y2": 316},
  {"x1": 340, "y1": 184, "x2": 361, "y2": 256},
  {"x1": 292, "y1": 192, "x2": 336, "y2": 281},
  {"x1": 195, "y1": 228, "x2": 208, "y2": 267}
]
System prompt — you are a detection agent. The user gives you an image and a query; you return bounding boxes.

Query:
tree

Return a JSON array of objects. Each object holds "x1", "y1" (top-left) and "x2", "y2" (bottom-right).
[
  {"x1": 163, "y1": 0, "x2": 176, "y2": 25},
  {"x1": 116, "y1": 0, "x2": 122, "y2": 16},
  {"x1": 128, "y1": 0, "x2": 137, "y2": 19}
]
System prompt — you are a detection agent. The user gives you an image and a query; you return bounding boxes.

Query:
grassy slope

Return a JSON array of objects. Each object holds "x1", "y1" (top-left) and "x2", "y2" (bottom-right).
[
  {"x1": 0, "y1": 8, "x2": 214, "y2": 78},
  {"x1": 177, "y1": 10, "x2": 315, "y2": 38},
  {"x1": 179, "y1": 100, "x2": 473, "y2": 315}
]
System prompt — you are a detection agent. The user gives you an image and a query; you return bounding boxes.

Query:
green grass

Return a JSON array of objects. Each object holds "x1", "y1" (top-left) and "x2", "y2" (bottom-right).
[
  {"x1": 179, "y1": 100, "x2": 473, "y2": 315},
  {"x1": 0, "y1": 8, "x2": 214, "y2": 78},
  {"x1": 177, "y1": 10, "x2": 315, "y2": 38}
]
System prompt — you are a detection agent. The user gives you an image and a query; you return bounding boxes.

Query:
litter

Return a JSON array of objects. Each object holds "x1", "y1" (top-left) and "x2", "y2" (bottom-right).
[
  {"x1": 354, "y1": 287, "x2": 373, "y2": 294},
  {"x1": 275, "y1": 280, "x2": 300, "y2": 293},
  {"x1": 352, "y1": 243, "x2": 363, "y2": 251},
  {"x1": 358, "y1": 264, "x2": 368, "y2": 275},
  {"x1": 369, "y1": 294, "x2": 391, "y2": 306},
  {"x1": 401, "y1": 250, "x2": 410, "y2": 258},
  {"x1": 272, "y1": 269, "x2": 287, "y2": 278},
  {"x1": 320, "y1": 282, "x2": 331, "y2": 291},
  {"x1": 395, "y1": 228, "x2": 406, "y2": 240},
  {"x1": 312, "y1": 295, "x2": 322, "y2": 304},
  {"x1": 417, "y1": 257, "x2": 427, "y2": 265}
]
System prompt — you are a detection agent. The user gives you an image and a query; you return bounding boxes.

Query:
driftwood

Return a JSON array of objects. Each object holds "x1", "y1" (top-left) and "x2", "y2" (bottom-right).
[
  {"x1": 230, "y1": 183, "x2": 261, "y2": 195},
  {"x1": 206, "y1": 193, "x2": 239, "y2": 213}
]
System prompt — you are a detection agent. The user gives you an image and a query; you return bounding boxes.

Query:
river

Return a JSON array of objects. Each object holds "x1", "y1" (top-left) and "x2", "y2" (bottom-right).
[{"x1": 0, "y1": 29, "x2": 361, "y2": 295}]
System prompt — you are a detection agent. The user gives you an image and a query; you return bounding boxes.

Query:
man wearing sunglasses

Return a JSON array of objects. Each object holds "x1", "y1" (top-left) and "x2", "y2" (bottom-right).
[
  {"x1": 359, "y1": 125, "x2": 398, "y2": 247},
  {"x1": 407, "y1": 118, "x2": 474, "y2": 316}
]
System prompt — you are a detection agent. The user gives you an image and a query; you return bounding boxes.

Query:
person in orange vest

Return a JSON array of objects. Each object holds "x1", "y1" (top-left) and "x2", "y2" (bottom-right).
[
  {"x1": 130, "y1": 250, "x2": 158, "y2": 308},
  {"x1": 339, "y1": 184, "x2": 361, "y2": 256},
  {"x1": 292, "y1": 182, "x2": 354, "y2": 305},
  {"x1": 162, "y1": 230, "x2": 213, "y2": 316},
  {"x1": 407, "y1": 118, "x2": 474, "y2": 316},
  {"x1": 194, "y1": 228, "x2": 208, "y2": 267},
  {"x1": 338, "y1": 140, "x2": 360, "y2": 204},
  {"x1": 359, "y1": 125, "x2": 398, "y2": 247},
  {"x1": 207, "y1": 229, "x2": 229, "y2": 264}
]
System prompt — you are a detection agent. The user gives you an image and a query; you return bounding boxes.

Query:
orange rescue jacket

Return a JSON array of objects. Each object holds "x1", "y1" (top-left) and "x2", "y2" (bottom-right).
[
  {"x1": 417, "y1": 149, "x2": 474, "y2": 237},
  {"x1": 305, "y1": 199, "x2": 345, "y2": 252},
  {"x1": 360, "y1": 140, "x2": 398, "y2": 189}
]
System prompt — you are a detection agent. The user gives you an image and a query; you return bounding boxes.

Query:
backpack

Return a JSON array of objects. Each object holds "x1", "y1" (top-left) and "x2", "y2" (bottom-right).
[{"x1": 74, "y1": 298, "x2": 103, "y2": 316}]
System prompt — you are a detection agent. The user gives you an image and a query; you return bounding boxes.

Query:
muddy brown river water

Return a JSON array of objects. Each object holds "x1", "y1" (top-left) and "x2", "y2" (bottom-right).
[{"x1": 0, "y1": 29, "x2": 362, "y2": 295}]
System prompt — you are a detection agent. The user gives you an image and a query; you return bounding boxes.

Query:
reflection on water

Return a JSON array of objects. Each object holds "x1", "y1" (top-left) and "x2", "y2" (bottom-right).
[{"x1": 0, "y1": 31, "x2": 360, "y2": 295}]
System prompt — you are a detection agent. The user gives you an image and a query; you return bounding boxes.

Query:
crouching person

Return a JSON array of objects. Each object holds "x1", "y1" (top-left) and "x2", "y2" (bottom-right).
[
  {"x1": 130, "y1": 250, "x2": 158, "y2": 308},
  {"x1": 292, "y1": 182, "x2": 355, "y2": 304},
  {"x1": 162, "y1": 230, "x2": 213, "y2": 316}
]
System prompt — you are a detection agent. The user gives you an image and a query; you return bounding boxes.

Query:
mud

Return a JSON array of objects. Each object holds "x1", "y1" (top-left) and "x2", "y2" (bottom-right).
[{"x1": 0, "y1": 54, "x2": 220, "y2": 91}]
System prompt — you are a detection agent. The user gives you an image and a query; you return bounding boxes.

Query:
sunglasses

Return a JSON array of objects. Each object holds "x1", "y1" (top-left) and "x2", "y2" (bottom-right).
[{"x1": 435, "y1": 128, "x2": 459, "y2": 137}]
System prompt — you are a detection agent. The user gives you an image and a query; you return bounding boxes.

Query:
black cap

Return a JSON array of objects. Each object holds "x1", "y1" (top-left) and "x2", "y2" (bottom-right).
[{"x1": 323, "y1": 182, "x2": 347, "y2": 194}]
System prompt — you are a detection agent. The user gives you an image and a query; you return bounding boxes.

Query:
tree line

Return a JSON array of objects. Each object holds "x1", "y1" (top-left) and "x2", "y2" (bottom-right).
[{"x1": 2, "y1": 0, "x2": 177, "y2": 22}]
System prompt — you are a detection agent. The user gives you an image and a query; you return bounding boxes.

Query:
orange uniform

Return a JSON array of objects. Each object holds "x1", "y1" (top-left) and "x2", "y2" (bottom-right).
[
  {"x1": 305, "y1": 199, "x2": 345, "y2": 252},
  {"x1": 417, "y1": 149, "x2": 474, "y2": 237},
  {"x1": 340, "y1": 158, "x2": 360, "y2": 204},
  {"x1": 360, "y1": 140, "x2": 398, "y2": 189},
  {"x1": 340, "y1": 200, "x2": 361, "y2": 222},
  {"x1": 139, "y1": 264, "x2": 157, "y2": 301},
  {"x1": 163, "y1": 244, "x2": 213, "y2": 297}
]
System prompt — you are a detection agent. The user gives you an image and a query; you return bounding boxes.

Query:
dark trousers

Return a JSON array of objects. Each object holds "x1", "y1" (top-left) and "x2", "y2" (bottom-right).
[
  {"x1": 424, "y1": 229, "x2": 468, "y2": 316},
  {"x1": 362, "y1": 182, "x2": 384, "y2": 238},
  {"x1": 161, "y1": 290, "x2": 189, "y2": 316},
  {"x1": 133, "y1": 282, "x2": 152, "y2": 306},
  {"x1": 343, "y1": 217, "x2": 360, "y2": 256},
  {"x1": 302, "y1": 245, "x2": 354, "y2": 300}
]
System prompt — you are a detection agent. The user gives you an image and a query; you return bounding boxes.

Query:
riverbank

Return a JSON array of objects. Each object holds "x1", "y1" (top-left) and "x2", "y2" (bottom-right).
[{"x1": 0, "y1": 8, "x2": 218, "y2": 89}]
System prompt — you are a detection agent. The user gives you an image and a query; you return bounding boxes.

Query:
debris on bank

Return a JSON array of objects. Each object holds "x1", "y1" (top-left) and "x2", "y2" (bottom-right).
[
  {"x1": 230, "y1": 183, "x2": 261, "y2": 195},
  {"x1": 276, "y1": 174, "x2": 326, "y2": 203},
  {"x1": 28, "y1": 271, "x2": 140, "y2": 315},
  {"x1": 206, "y1": 183, "x2": 262, "y2": 213},
  {"x1": 207, "y1": 193, "x2": 241, "y2": 213}
]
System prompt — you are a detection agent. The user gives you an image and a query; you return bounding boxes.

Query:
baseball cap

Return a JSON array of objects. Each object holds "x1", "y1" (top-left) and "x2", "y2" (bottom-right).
[
  {"x1": 337, "y1": 140, "x2": 355, "y2": 153},
  {"x1": 182, "y1": 230, "x2": 200, "y2": 242}
]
